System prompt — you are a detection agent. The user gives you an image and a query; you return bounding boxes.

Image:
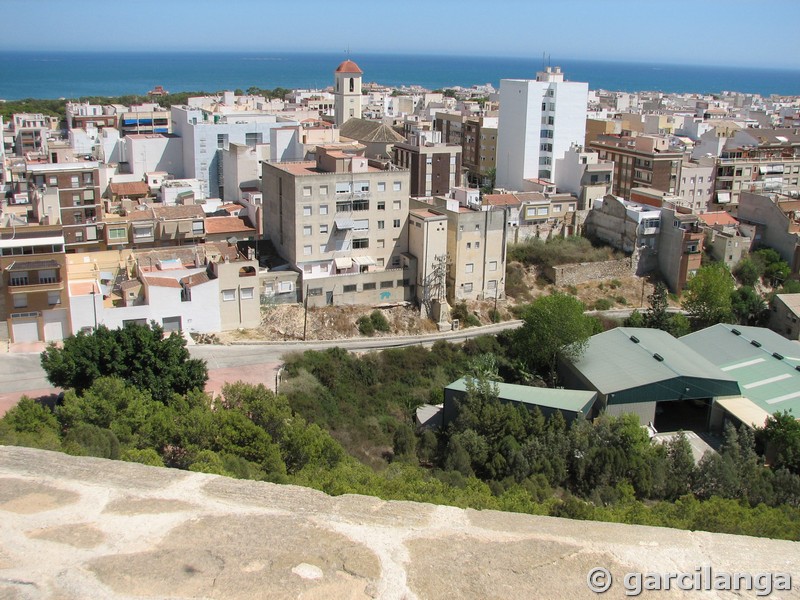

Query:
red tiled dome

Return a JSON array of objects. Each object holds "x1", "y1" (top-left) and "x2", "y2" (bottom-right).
[{"x1": 335, "y1": 59, "x2": 363, "y2": 74}]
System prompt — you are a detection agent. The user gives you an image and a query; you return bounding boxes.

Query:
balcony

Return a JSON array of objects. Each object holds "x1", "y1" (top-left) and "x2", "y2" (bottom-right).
[{"x1": 8, "y1": 280, "x2": 65, "y2": 293}]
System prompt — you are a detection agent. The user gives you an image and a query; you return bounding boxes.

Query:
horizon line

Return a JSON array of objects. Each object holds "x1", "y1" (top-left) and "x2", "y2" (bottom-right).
[{"x1": 1, "y1": 48, "x2": 798, "y2": 73}]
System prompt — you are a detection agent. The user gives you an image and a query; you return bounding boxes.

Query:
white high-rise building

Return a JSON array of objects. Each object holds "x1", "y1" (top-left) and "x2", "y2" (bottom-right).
[
  {"x1": 496, "y1": 67, "x2": 588, "y2": 191},
  {"x1": 334, "y1": 59, "x2": 363, "y2": 126}
]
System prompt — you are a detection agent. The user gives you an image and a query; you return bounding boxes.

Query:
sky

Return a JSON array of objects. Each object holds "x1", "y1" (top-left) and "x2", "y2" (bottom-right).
[{"x1": 4, "y1": 0, "x2": 800, "y2": 70}]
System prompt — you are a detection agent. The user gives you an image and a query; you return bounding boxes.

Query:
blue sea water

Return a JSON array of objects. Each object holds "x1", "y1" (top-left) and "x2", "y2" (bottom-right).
[{"x1": 0, "y1": 51, "x2": 798, "y2": 100}]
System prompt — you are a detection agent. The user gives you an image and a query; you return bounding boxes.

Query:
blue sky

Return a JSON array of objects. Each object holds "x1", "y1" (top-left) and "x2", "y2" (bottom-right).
[{"x1": 5, "y1": 0, "x2": 800, "y2": 69}]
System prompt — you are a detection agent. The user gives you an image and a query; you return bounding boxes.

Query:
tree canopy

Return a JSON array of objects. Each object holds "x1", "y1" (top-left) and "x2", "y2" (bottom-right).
[
  {"x1": 513, "y1": 293, "x2": 595, "y2": 382},
  {"x1": 681, "y1": 264, "x2": 735, "y2": 329},
  {"x1": 40, "y1": 322, "x2": 207, "y2": 402}
]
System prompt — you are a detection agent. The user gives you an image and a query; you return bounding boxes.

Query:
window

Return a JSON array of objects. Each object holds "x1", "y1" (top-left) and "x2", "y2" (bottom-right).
[
  {"x1": 335, "y1": 182, "x2": 352, "y2": 194},
  {"x1": 48, "y1": 176, "x2": 57, "y2": 186},
  {"x1": 308, "y1": 287, "x2": 322, "y2": 297},
  {"x1": 361, "y1": 282, "x2": 376, "y2": 291},
  {"x1": 393, "y1": 181, "x2": 401, "y2": 191},
  {"x1": 83, "y1": 189, "x2": 94, "y2": 201},
  {"x1": 463, "y1": 283, "x2": 473, "y2": 293},
  {"x1": 13, "y1": 294, "x2": 27, "y2": 308},
  {"x1": 192, "y1": 221, "x2": 204, "y2": 233},
  {"x1": 73, "y1": 211, "x2": 83, "y2": 224},
  {"x1": 9, "y1": 272, "x2": 29, "y2": 286},
  {"x1": 377, "y1": 239, "x2": 385, "y2": 248},
  {"x1": 320, "y1": 205, "x2": 328, "y2": 215},
  {"x1": 466, "y1": 242, "x2": 471, "y2": 249},
  {"x1": 377, "y1": 202, "x2": 385, "y2": 210},
  {"x1": 75, "y1": 230, "x2": 84, "y2": 242},
  {"x1": 377, "y1": 258, "x2": 385, "y2": 267},
  {"x1": 86, "y1": 226, "x2": 97, "y2": 241},
  {"x1": 336, "y1": 201, "x2": 351, "y2": 212},
  {"x1": 245, "y1": 132, "x2": 260, "y2": 147},
  {"x1": 303, "y1": 205, "x2": 312, "y2": 216},
  {"x1": 488, "y1": 280, "x2": 497, "y2": 290},
  {"x1": 70, "y1": 175, "x2": 80, "y2": 188},
  {"x1": 48, "y1": 292, "x2": 61, "y2": 305},
  {"x1": 355, "y1": 181, "x2": 369, "y2": 192},
  {"x1": 303, "y1": 225, "x2": 312, "y2": 236},
  {"x1": 279, "y1": 281, "x2": 293, "y2": 293},
  {"x1": 241, "y1": 287, "x2": 254, "y2": 300},
  {"x1": 353, "y1": 199, "x2": 369, "y2": 211},
  {"x1": 475, "y1": 242, "x2": 480, "y2": 249},
  {"x1": 217, "y1": 134, "x2": 228, "y2": 149},
  {"x1": 392, "y1": 201, "x2": 401, "y2": 210},
  {"x1": 380, "y1": 280, "x2": 393, "y2": 289},
  {"x1": 303, "y1": 186, "x2": 312, "y2": 197},
  {"x1": 303, "y1": 245, "x2": 312, "y2": 255},
  {"x1": 109, "y1": 228, "x2": 126, "y2": 240},
  {"x1": 393, "y1": 219, "x2": 400, "y2": 228},
  {"x1": 320, "y1": 224, "x2": 329, "y2": 234},
  {"x1": 133, "y1": 226, "x2": 152, "y2": 239},
  {"x1": 465, "y1": 263, "x2": 474, "y2": 274},
  {"x1": 320, "y1": 185, "x2": 328, "y2": 195},
  {"x1": 489, "y1": 261, "x2": 498, "y2": 271},
  {"x1": 319, "y1": 244, "x2": 326, "y2": 253},
  {"x1": 352, "y1": 238, "x2": 369, "y2": 249},
  {"x1": 552, "y1": 204, "x2": 562, "y2": 212},
  {"x1": 353, "y1": 219, "x2": 369, "y2": 230},
  {"x1": 222, "y1": 289, "x2": 236, "y2": 301},
  {"x1": 377, "y1": 220, "x2": 385, "y2": 230},
  {"x1": 377, "y1": 182, "x2": 386, "y2": 192},
  {"x1": 343, "y1": 284, "x2": 357, "y2": 293}
]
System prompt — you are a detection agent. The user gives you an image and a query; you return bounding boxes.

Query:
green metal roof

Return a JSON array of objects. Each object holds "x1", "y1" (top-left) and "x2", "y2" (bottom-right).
[
  {"x1": 446, "y1": 377, "x2": 597, "y2": 415},
  {"x1": 568, "y1": 327, "x2": 741, "y2": 403},
  {"x1": 681, "y1": 324, "x2": 800, "y2": 417}
]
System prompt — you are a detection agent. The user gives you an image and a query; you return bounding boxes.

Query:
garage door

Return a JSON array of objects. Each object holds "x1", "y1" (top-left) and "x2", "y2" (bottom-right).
[
  {"x1": 162, "y1": 316, "x2": 182, "y2": 332},
  {"x1": 43, "y1": 310, "x2": 68, "y2": 342},
  {"x1": 12, "y1": 319, "x2": 40, "y2": 343}
]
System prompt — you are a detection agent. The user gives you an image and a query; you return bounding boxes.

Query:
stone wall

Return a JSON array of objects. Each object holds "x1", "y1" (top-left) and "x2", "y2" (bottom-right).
[
  {"x1": 544, "y1": 257, "x2": 634, "y2": 286},
  {"x1": 1, "y1": 446, "x2": 798, "y2": 600}
]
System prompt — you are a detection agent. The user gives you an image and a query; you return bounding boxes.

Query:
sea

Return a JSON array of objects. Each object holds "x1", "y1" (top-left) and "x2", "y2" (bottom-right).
[{"x1": 1, "y1": 51, "x2": 799, "y2": 101}]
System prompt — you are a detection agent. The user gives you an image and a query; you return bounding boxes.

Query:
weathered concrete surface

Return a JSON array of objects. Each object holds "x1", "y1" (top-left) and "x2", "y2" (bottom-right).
[{"x1": 0, "y1": 446, "x2": 798, "y2": 599}]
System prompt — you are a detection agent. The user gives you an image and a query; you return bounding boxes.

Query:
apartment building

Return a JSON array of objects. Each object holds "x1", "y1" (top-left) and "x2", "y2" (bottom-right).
[
  {"x1": 262, "y1": 145, "x2": 412, "y2": 307},
  {"x1": 0, "y1": 224, "x2": 70, "y2": 342},
  {"x1": 65, "y1": 103, "x2": 118, "y2": 131},
  {"x1": 710, "y1": 128, "x2": 800, "y2": 210},
  {"x1": 392, "y1": 131, "x2": 462, "y2": 197},
  {"x1": 410, "y1": 194, "x2": 507, "y2": 304},
  {"x1": 554, "y1": 144, "x2": 614, "y2": 210},
  {"x1": 7, "y1": 114, "x2": 58, "y2": 156},
  {"x1": 677, "y1": 158, "x2": 716, "y2": 213},
  {"x1": 170, "y1": 104, "x2": 296, "y2": 198},
  {"x1": 589, "y1": 134, "x2": 683, "y2": 198},
  {"x1": 658, "y1": 208, "x2": 704, "y2": 293},
  {"x1": 118, "y1": 104, "x2": 171, "y2": 135},
  {"x1": 461, "y1": 116, "x2": 498, "y2": 186},
  {"x1": 26, "y1": 162, "x2": 102, "y2": 250},
  {"x1": 496, "y1": 67, "x2": 588, "y2": 190}
]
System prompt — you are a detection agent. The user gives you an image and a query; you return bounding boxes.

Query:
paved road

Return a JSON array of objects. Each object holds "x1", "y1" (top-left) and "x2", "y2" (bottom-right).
[{"x1": 0, "y1": 320, "x2": 524, "y2": 412}]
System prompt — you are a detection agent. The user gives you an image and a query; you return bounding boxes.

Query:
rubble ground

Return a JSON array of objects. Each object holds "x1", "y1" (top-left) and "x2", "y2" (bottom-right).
[{"x1": 215, "y1": 270, "x2": 665, "y2": 344}]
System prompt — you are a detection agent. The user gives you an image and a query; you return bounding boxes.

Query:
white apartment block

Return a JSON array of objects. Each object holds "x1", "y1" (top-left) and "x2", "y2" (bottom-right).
[
  {"x1": 496, "y1": 67, "x2": 588, "y2": 191},
  {"x1": 170, "y1": 105, "x2": 297, "y2": 198}
]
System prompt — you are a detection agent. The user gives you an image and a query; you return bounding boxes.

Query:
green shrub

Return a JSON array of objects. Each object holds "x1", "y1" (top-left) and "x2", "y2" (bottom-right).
[
  {"x1": 357, "y1": 315, "x2": 375, "y2": 336},
  {"x1": 610, "y1": 279, "x2": 622, "y2": 289},
  {"x1": 616, "y1": 296, "x2": 627, "y2": 305},
  {"x1": 369, "y1": 310, "x2": 390, "y2": 332},
  {"x1": 593, "y1": 298, "x2": 613, "y2": 311}
]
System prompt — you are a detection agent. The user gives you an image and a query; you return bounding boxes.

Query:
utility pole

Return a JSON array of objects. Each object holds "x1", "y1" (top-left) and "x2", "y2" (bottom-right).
[{"x1": 302, "y1": 284, "x2": 309, "y2": 341}]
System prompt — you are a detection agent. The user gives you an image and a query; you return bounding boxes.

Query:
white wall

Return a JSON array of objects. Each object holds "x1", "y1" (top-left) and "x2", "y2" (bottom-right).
[{"x1": 120, "y1": 135, "x2": 183, "y2": 179}]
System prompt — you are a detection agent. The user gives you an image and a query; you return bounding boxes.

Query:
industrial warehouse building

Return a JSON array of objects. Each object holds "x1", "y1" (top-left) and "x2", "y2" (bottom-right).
[
  {"x1": 559, "y1": 327, "x2": 742, "y2": 430},
  {"x1": 442, "y1": 377, "x2": 597, "y2": 427},
  {"x1": 681, "y1": 324, "x2": 800, "y2": 429}
]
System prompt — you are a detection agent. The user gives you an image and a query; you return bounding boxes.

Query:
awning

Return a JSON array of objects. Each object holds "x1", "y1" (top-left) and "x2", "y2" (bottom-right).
[
  {"x1": 715, "y1": 396, "x2": 772, "y2": 429},
  {"x1": 0, "y1": 236, "x2": 65, "y2": 249},
  {"x1": 6, "y1": 259, "x2": 60, "y2": 271},
  {"x1": 353, "y1": 256, "x2": 376, "y2": 266},
  {"x1": 334, "y1": 218, "x2": 354, "y2": 230},
  {"x1": 716, "y1": 192, "x2": 731, "y2": 204},
  {"x1": 334, "y1": 257, "x2": 352, "y2": 269}
]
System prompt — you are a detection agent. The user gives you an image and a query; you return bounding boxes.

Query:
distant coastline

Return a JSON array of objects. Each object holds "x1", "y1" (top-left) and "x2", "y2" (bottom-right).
[{"x1": 1, "y1": 51, "x2": 799, "y2": 100}]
